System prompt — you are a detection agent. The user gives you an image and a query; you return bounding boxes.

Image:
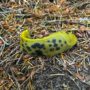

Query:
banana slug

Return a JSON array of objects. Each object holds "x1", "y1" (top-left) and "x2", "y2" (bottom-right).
[{"x1": 20, "y1": 30, "x2": 77, "y2": 57}]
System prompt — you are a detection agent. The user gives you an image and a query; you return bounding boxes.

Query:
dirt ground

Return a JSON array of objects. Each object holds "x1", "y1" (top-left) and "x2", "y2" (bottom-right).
[{"x1": 0, "y1": 0, "x2": 90, "y2": 90}]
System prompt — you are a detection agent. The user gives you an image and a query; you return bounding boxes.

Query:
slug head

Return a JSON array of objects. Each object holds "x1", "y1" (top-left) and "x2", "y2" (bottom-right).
[{"x1": 66, "y1": 31, "x2": 77, "y2": 48}]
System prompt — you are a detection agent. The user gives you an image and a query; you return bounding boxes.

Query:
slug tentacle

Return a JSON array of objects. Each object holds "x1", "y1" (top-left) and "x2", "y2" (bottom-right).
[{"x1": 20, "y1": 30, "x2": 77, "y2": 57}]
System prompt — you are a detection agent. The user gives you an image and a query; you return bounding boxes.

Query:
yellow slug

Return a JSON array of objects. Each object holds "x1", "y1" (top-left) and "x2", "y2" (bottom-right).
[{"x1": 20, "y1": 30, "x2": 77, "y2": 57}]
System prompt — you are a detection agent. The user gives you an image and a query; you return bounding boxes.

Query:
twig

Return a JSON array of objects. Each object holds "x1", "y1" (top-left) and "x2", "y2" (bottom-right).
[
  {"x1": 50, "y1": 73, "x2": 65, "y2": 77},
  {"x1": 10, "y1": 68, "x2": 21, "y2": 90},
  {"x1": 16, "y1": 52, "x2": 23, "y2": 65},
  {"x1": 73, "y1": 2, "x2": 90, "y2": 9}
]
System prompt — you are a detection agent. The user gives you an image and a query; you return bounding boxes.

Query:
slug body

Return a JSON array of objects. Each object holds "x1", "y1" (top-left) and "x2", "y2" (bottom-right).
[{"x1": 20, "y1": 30, "x2": 77, "y2": 57}]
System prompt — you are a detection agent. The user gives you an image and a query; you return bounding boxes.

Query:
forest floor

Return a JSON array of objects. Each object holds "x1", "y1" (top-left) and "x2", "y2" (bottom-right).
[{"x1": 0, "y1": 0, "x2": 90, "y2": 90}]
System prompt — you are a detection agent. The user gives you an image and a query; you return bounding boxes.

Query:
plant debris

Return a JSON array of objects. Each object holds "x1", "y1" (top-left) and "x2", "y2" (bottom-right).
[{"x1": 0, "y1": 0, "x2": 90, "y2": 90}]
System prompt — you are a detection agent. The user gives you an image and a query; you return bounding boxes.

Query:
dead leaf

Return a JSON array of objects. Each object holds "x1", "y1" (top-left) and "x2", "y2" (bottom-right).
[
  {"x1": 30, "y1": 69, "x2": 36, "y2": 79},
  {"x1": 60, "y1": 0, "x2": 66, "y2": 5},
  {"x1": 83, "y1": 45, "x2": 90, "y2": 52},
  {"x1": 0, "y1": 80, "x2": 4, "y2": 85},
  {"x1": 76, "y1": 32, "x2": 83, "y2": 37},
  {"x1": 79, "y1": 25, "x2": 86, "y2": 32},
  {"x1": 74, "y1": 61, "x2": 82, "y2": 68},
  {"x1": 18, "y1": 76, "x2": 26, "y2": 82},
  {"x1": 26, "y1": 18, "x2": 33, "y2": 23},
  {"x1": 46, "y1": 5, "x2": 60, "y2": 12},
  {"x1": 75, "y1": 72, "x2": 85, "y2": 81},
  {"x1": 33, "y1": 9, "x2": 44, "y2": 18},
  {"x1": 2, "y1": 21, "x2": 9, "y2": 29},
  {"x1": 41, "y1": 30, "x2": 49, "y2": 36}
]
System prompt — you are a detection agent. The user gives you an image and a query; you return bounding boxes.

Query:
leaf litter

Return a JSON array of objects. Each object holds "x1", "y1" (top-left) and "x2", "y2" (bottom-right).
[{"x1": 0, "y1": 0, "x2": 90, "y2": 90}]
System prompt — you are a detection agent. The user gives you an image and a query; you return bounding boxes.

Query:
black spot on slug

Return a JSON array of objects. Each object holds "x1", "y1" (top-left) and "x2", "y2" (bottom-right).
[
  {"x1": 47, "y1": 40, "x2": 50, "y2": 42},
  {"x1": 49, "y1": 44, "x2": 52, "y2": 47},
  {"x1": 59, "y1": 40, "x2": 62, "y2": 43},
  {"x1": 22, "y1": 47, "x2": 26, "y2": 52},
  {"x1": 50, "y1": 48, "x2": 54, "y2": 51},
  {"x1": 31, "y1": 43, "x2": 45, "y2": 49},
  {"x1": 52, "y1": 39, "x2": 56, "y2": 43},
  {"x1": 22, "y1": 44, "x2": 24, "y2": 47},
  {"x1": 61, "y1": 44, "x2": 63, "y2": 47},
  {"x1": 64, "y1": 41, "x2": 67, "y2": 44},
  {"x1": 26, "y1": 46, "x2": 31, "y2": 51},
  {"x1": 56, "y1": 47, "x2": 60, "y2": 50},
  {"x1": 53, "y1": 43, "x2": 58, "y2": 47},
  {"x1": 35, "y1": 50, "x2": 43, "y2": 56}
]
